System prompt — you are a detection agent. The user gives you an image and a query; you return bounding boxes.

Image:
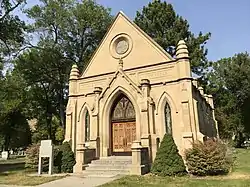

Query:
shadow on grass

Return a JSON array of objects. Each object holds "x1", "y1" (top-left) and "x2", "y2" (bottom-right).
[{"x1": 0, "y1": 163, "x2": 25, "y2": 173}]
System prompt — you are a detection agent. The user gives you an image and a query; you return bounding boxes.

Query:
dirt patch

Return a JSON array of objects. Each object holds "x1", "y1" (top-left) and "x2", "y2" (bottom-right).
[
  {"x1": 223, "y1": 173, "x2": 250, "y2": 179},
  {"x1": 190, "y1": 173, "x2": 250, "y2": 180}
]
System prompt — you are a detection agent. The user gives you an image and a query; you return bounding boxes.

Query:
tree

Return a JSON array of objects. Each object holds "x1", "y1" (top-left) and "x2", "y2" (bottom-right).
[
  {"x1": 0, "y1": 0, "x2": 26, "y2": 68},
  {"x1": 151, "y1": 134, "x2": 186, "y2": 176},
  {"x1": 14, "y1": 48, "x2": 70, "y2": 139},
  {"x1": 134, "y1": 0, "x2": 211, "y2": 77},
  {"x1": 207, "y1": 52, "x2": 250, "y2": 145},
  {"x1": 24, "y1": 0, "x2": 113, "y2": 69},
  {"x1": 14, "y1": 0, "x2": 113, "y2": 142},
  {"x1": 0, "y1": 71, "x2": 31, "y2": 150},
  {"x1": 0, "y1": 1, "x2": 28, "y2": 150}
]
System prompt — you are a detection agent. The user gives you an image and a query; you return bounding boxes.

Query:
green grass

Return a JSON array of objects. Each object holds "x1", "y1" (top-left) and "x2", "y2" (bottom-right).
[
  {"x1": 101, "y1": 175, "x2": 250, "y2": 187},
  {"x1": 0, "y1": 169, "x2": 64, "y2": 186},
  {"x1": 0, "y1": 158, "x2": 64, "y2": 186},
  {"x1": 233, "y1": 148, "x2": 250, "y2": 174},
  {"x1": 101, "y1": 148, "x2": 250, "y2": 187}
]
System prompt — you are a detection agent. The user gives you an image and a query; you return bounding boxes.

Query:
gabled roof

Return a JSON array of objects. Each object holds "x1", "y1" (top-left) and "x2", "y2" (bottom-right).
[{"x1": 81, "y1": 11, "x2": 174, "y2": 78}]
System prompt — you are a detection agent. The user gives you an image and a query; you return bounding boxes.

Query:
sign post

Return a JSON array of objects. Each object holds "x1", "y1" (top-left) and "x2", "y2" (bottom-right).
[{"x1": 38, "y1": 140, "x2": 53, "y2": 175}]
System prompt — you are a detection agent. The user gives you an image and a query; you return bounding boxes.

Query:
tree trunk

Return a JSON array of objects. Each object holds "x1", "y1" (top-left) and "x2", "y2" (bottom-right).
[
  {"x1": 3, "y1": 134, "x2": 10, "y2": 151},
  {"x1": 46, "y1": 112, "x2": 52, "y2": 140}
]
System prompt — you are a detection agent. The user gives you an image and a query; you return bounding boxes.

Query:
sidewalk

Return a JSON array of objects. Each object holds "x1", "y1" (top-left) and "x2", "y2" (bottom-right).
[{"x1": 0, "y1": 175, "x2": 118, "y2": 187}]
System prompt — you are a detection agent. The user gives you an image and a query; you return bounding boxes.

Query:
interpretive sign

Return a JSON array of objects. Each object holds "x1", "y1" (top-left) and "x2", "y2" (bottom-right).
[{"x1": 38, "y1": 140, "x2": 53, "y2": 175}]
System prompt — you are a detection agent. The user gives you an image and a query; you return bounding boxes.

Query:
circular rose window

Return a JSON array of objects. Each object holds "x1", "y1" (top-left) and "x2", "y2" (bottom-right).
[
  {"x1": 116, "y1": 39, "x2": 129, "y2": 54},
  {"x1": 109, "y1": 34, "x2": 133, "y2": 59}
]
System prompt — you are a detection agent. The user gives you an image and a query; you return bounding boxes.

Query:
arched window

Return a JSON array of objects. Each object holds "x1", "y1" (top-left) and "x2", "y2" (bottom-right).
[
  {"x1": 111, "y1": 94, "x2": 135, "y2": 122},
  {"x1": 165, "y1": 102, "x2": 172, "y2": 135},
  {"x1": 85, "y1": 110, "x2": 90, "y2": 141}
]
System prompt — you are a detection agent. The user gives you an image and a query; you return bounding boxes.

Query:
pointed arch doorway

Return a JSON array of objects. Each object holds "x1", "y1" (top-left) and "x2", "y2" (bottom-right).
[{"x1": 111, "y1": 94, "x2": 136, "y2": 156}]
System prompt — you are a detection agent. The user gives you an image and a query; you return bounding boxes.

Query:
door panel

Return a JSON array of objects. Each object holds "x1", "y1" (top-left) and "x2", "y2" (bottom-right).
[{"x1": 112, "y1": 122, "x2": 136, "y2": 152}]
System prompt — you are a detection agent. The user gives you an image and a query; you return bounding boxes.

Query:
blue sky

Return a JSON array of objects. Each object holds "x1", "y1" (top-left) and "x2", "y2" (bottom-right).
[{"x1": 17, "y1": 0, "x2": 250, "y2": 61}]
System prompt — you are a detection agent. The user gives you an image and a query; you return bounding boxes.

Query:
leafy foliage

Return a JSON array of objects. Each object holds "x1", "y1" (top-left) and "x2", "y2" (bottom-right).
[
  {"x1": 25, "y1": 142, "x2": 75, "y2": 173},
  {"x1": 25, "y1": 143, "x2": 40, "y2": 169},
  {"x1": 0, "y1": 0, "x2": 26, "y2": 58},
  {"x1": 0, "y1": 72, "x2": 31, "y2": 150},
  {"x1": 0, "y1": 0, "x2": 29, "y2": 151},
  {"x1": 60, "y1": 141, "x2": 75, "y2": 173},
  {"x1": 25, "y1": 143, "x2": 49, "y2": 171},
  {"x1": 24, "y1": 0, "x2": 113, "y2": 70},
  {"x1": 151, "y1": 134, "x2": 186, "y2": 176},
  {"x1": 207, "y1": 53, "x2": 250, "y2": 145},
  {"x1": 53, "y1": 145, "x2": 63, "y2": 173},
  {"x1": 55, "y1": 127, "x2": 65, "y2": 144},
  {"x1": 134, "y1": 0, "x2": 211, "y2": 77},
  {"x1": 185, "y1": 139, "x2": 234, "y2": 176},
  {"x1": 12, "y1": 0, "x2": 113, "y2": 142}
]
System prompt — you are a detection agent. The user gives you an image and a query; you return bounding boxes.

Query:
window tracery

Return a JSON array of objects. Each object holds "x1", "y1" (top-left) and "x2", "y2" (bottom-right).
[{"x1": 112, "y1": 95, "x2": 135, "y2": 121}]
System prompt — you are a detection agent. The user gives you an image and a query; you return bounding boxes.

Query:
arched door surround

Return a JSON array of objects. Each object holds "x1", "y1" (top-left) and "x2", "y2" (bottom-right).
[{"x1": 111, "y1": 94, "x2": 136, "y2": 155}]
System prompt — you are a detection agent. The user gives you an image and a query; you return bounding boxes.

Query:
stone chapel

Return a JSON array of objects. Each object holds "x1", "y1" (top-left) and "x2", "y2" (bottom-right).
[{"x1": 64, "y1": 11, "x2": 218, "y2": 175}]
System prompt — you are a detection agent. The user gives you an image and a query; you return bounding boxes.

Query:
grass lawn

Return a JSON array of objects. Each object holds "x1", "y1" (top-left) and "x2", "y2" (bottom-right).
[
  {"x1": 0, "y1": 157, "x2": 25, "y2": 164},
  {"x1": 101, "y1": 148, "x2": 250, "y2": 187},
  {"x1": 233, "y1": 148, "x2": 250, "y2": 174},
  {"x1": 0, "y1": 158, "x2": 64, "y2": 186},
  {"x1": 0, "y1": 169, "x2": 64, "y2": 186}
]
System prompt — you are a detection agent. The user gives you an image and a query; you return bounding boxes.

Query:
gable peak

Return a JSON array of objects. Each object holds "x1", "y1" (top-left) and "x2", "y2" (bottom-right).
[{"x1": 81, "y1": 11, "x2": 174, "y2": 78}]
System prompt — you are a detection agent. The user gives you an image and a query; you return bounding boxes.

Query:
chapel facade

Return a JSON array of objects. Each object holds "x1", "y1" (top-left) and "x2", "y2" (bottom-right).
[{"x1": 64, "y1": 12, "x2": 218, "y2": 175}]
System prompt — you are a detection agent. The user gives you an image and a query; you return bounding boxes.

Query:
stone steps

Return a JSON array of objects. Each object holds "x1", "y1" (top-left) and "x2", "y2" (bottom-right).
[
  {"x1": 90, "y1": 160, "x2": 132, "y2": 165},
  {"x1": 83, "y1": 156, "x2": 132, "y2": 176},
  {"x1": 86, "y1": 164, "x2": 131, "y2": 170},
  {"x1": 84, "y1": 168, "x2": 130, "y2": 174}
]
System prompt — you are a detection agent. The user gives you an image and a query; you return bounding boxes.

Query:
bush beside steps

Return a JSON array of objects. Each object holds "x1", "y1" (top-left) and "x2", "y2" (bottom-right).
[{"x1": 151, "y1": 134, "x2": 187, "y2": 176}]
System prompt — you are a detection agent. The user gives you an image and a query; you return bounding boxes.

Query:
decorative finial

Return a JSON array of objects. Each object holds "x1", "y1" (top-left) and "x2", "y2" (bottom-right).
[
  {"x1": 176, "y1": 40, "x2": 189, "y2": 58},
  {"x1": 141, "y1": 79, "x2": 150, "y2": 86},
  {"x1": 70, "y1": 64, "x2": 79, "y2": 79},
  {"x1": 118, "y1": 58, "x2": 123, "y2": 70}
]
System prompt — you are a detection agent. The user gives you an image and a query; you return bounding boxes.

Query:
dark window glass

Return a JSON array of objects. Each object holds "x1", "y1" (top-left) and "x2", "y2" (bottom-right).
[
  {"x1": 85, "y1": 110, "x2": 90, "y2": 141},
  {"x1": 165, "y1": 103, "x2": 172, "y2": 135}
]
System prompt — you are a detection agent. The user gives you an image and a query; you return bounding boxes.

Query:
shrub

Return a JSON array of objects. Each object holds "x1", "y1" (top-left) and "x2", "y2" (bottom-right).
[
  {"x1": 185, "y1": 139, "x2": 234, "y2": 176},
  {"x1": 25, "y1": 143, "x2": 49, "y2": 171},
  {"x1": 53, "y1": 145, "x2": 63, "y2": 173},
  {"x1": 151, "y1": 134, "x2": 186, "y2": 176},
  {"x1": 25, "y1": 142, "x2": 76, "y2": 173},
  {"x1": 60, "y1": 142, "x2": 76, "y2": 173},
  {"x1": 25, "y1": 143, "x2": 40, "y2": 169}
]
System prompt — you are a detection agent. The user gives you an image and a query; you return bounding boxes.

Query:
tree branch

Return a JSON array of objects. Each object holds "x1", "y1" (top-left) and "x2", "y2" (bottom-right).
[
  {"x1": 0, "y1": 38, "x2": 11, "y2": 54},
  {"x1": 0, "y1": 0, "x2": 23, "y2": 21},
  {"x1": 51, "y1": 24, "x2": 58, "y2": 44}
]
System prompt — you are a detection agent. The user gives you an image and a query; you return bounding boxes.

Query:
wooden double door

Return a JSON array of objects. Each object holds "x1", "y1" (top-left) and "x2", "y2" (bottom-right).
[
  {"x1": 111, "y1": 94, "x2": 136, "y2": 155},
  {"x1": 112, "y1": 121, "x2": 136, "y2": 153}
]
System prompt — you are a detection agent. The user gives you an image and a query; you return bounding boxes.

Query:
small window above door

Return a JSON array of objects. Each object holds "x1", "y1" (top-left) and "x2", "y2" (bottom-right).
[{"x1": 111, "y1": 94, "x2": 135, "y2": 122}]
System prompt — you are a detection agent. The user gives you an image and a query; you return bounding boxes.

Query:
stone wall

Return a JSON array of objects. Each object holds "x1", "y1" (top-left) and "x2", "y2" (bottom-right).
[{"x1": 192, "y1": 84, "x2": 217, "y2": 138}]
